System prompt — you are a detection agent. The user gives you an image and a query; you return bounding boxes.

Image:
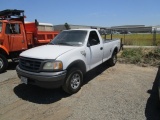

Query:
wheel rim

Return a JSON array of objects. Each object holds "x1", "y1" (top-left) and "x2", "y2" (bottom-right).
[
  {"x1": 71, "y1": 73, "x2": 81, "y2": 90},
  {"x1": 0, "y1": 58, "x2": 3, "y2": 69}
]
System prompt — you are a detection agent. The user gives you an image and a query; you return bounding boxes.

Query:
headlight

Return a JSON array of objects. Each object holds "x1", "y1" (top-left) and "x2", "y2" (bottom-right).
[{"x1": 43, "y1": 61, "x2": 63, "y2": 70}]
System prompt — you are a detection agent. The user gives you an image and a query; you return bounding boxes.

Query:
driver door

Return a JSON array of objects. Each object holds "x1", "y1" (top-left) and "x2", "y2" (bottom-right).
[
  {"x1": 86, "y1": 31, "x2": 103, "y2": 70},
  {"x1": 5, "y1": 23, "x2": 26, "y2": 52}
]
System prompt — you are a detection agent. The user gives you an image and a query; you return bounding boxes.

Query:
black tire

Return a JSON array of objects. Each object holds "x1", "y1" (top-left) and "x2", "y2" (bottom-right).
[
  {"x1": 62, "y1": 68, "x2": 83, "y2": 94},
  {"x1": 108, "y1": 52, "x2": 117, "y2": 66},
  {"x1": 0, "y1": 54, "x2": 8, "y2": 73}
]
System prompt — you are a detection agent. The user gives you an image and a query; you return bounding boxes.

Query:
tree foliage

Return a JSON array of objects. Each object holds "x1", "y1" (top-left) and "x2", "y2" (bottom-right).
[{"x1": 64, "y1": 23, "x2": 70, "y2": 30}]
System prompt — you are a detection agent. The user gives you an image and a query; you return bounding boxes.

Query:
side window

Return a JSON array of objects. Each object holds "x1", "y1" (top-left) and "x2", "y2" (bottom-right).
[
  {"x1": 88, "y1": 31, "x2": 100, "y2": 46},
  {"x1": 5, "y1": 24, "x2": 10, "y2": 34},
  {"x1": 5, "y1": 23, "x2": 21, "y2": 34}
]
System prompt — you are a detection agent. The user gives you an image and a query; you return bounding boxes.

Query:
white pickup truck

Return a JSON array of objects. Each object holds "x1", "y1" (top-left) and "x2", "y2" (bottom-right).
[{"x1": 16, "y1": 29, "x2": 121, "y2": 94}]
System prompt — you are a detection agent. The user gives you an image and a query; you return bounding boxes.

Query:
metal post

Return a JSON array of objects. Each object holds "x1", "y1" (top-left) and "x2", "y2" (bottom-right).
[
  {"x1": 153, "y1": 28, "x2": 156, "y2": 46},
  {"x1": 111, "y1": 29, "x2": 113, "y2": 40},
  {"x1": 121, "y1": 38, "x2": 123, "y2": 50},
  {"x1": 123, "y1": 34, "x2": 125, "y2": 45},
  {"x1": 111, "y1": 34, "x2": 112, "y2": 40}
]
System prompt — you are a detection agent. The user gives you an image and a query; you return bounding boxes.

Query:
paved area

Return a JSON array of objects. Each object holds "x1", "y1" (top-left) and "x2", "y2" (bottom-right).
[{"x1": 0, "y1": 62, "x2": 18, "y2": 82}]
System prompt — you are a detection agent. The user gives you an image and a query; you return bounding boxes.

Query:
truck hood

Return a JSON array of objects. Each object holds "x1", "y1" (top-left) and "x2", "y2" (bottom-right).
[{"x1": 20, "y1": 45, "x2": 76, "y2": 59}]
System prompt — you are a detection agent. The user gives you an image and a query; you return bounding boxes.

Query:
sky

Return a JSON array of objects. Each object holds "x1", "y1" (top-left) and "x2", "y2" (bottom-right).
[{"x1": 1, "y1": 0, "x2": 160, "y2": 27}]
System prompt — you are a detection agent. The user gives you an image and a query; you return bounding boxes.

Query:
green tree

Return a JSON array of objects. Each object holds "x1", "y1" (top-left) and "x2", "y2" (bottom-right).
[{"x1": 64, "y1": 23, "x2": 70, "y2": 30}]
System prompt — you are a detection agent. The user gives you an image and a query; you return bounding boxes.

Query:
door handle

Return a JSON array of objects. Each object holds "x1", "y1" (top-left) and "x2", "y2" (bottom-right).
[{"x1": 100, "y1": 47, "x2": 103, "y2": 50}]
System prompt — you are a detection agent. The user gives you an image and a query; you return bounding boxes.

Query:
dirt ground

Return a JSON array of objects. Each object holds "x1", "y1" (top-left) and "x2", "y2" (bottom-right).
[{"x1": 0, "y1": 63, "x2": 160, "y2": 120}]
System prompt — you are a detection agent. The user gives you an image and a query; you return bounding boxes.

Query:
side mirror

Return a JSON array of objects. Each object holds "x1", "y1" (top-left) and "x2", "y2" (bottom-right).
[{"x1": 92, "y1": 39, "x2": 99, "y2": 45}]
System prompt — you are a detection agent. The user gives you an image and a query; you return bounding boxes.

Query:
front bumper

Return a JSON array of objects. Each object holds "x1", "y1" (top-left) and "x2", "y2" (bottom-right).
[{"x1": 16, "y1": 65, "x2": 67, "y2": 88}]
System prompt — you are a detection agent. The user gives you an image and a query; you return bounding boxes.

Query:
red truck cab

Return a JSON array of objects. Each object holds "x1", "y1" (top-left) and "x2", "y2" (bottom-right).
[{"x1": 0, "y1": 9, "x2": 59, "y2": 73}]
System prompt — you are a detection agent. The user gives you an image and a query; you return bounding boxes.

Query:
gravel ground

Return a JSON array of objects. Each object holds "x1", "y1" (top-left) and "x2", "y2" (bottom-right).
[
  {"x1": 0, "y1": 63, "x2": 159, "y2": 120},
  {"x1": 0, "y1": 62, "x2": 18, "y2": 82}
]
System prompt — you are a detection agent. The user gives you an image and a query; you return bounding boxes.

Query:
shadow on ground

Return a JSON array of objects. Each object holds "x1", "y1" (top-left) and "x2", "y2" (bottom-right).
[
  {"x1": 145, "y1": 66, "x2": 160, "y2": 120},
  {"x1": 83, "y1": 62, "x2": 110, "y2": 85},
  {"x1": 8, "y1": 61, "x2": 19, "y2": 70},
  {"x1": 14, "y1": 85, "x2": 70, "y2": 104},
  {"x1": 1, "y1": 61, "x2": 18, "y2": 73},
  {"x1": 14, "y1": 62, "x2": 110, "y2": 104}
]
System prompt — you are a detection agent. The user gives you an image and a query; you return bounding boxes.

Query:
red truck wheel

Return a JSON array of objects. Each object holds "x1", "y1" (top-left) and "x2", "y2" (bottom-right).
[{"x1": 0, "y1": 54, "x2": 8, "y2": 73}]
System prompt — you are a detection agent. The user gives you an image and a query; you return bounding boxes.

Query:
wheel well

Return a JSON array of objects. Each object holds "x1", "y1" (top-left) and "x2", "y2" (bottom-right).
[
  {"x1": 113, "y1": 47, "x2": 118, "y2": 54},
  {"x1": 0, "y1": 48, "x2": 8, "y2": 58},
  {"x1": 67, "y1": 60, "x2": 86, "y2": 74}
]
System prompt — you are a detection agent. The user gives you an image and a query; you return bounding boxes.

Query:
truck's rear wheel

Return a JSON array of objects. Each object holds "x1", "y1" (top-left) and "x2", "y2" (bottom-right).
[
  {"x1": 108, "y1": 52, "x2": 117, "y2": 66},
  {"x1": 62, "y1": 68, "x2": 83, "y2": 94},
  {"x1": 0, "y1": 54, "x2": 8, "y2": 73}
]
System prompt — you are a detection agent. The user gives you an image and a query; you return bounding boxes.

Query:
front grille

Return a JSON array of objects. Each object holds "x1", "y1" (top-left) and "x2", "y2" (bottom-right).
[{"x1": 19, "y1": 57, "x2": 43, "y2": 72}]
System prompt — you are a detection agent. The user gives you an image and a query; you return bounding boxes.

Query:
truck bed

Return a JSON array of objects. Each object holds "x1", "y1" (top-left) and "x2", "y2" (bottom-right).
[{"x1": 103, "y1": 39, "x2": 120, "y2": 43}]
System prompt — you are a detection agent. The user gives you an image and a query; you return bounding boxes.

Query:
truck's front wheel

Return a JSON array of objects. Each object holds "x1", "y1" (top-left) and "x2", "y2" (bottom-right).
[
  {"x1": 0, "y1": 54, "x2": 8, "y2": 73},
  {"x1": 62, "y1": 68, "x2": 83, "y2": 94}
]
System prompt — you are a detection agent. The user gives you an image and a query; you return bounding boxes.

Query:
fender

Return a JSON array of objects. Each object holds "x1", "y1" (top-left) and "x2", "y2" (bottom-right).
[
  {"x1": 0, "y1": 45, "x2": 9, "y2": 55},
  {"x1": 66, "y1": 60, "x2": 86, "y2": 74}
]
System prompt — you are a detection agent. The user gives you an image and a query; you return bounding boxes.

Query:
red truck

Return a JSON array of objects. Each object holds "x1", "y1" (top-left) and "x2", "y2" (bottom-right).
[{"x1": 0, "y1": 9, "x2": 59, "y2": 73}]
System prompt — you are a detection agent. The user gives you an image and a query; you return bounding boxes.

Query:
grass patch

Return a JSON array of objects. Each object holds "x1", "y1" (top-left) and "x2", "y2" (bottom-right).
[
  {"x1": 102, "y1": 34, "x2": 160, "y2": 46},
  {"x1": 118, "y1": 48, "x2": 160, "y2": 67}
]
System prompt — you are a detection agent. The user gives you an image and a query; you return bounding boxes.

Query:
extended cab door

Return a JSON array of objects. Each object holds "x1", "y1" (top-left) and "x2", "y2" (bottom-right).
[
  {"x1": 86, "y1": 31, "x2": 103, "y2": 70},
  {"x1": 5, "y1": 23, "x2": 27, "y2": 52}
]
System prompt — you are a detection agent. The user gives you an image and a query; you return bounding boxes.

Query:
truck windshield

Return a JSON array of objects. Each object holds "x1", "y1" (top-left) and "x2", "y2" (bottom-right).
[
  {"x1": 0, "y1": 22, "x2": 2, "y2": 33},
  {"x1": 50, "y1": 30, "x2": 87, "y2": 46}
]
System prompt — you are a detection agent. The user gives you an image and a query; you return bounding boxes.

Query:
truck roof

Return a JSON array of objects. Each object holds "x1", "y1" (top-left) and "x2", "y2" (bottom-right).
[
  {"x1": 25, "y1": 22, "x2": 53, "y2": 26},
  {"x1": 39, "y1": 23, "x2": 53, "y2": 26}
]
